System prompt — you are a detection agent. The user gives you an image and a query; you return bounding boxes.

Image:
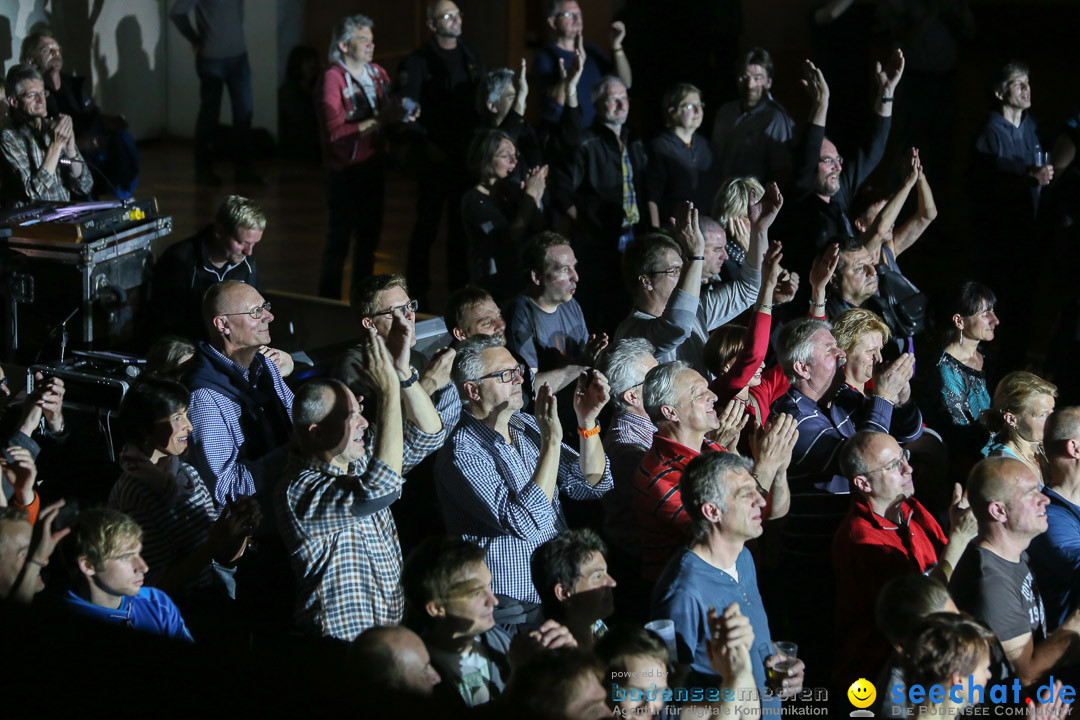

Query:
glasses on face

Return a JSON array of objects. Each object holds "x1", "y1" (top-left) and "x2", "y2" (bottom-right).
[
  {"x1": 865, "y1": 448, "x2": 911, "y2": 475},
  {"x1": 680, "y1": 102, "x2": 704, "y2": 113},
  {"x1": 557, "y1": 11, "x2": 583, "y2": 20},
  {"x1": 439, "y1": 10, "x2": 462, "y2": 21},
  {"x1": 19, "y1": 89, "x2": 49, "y2": 102},
  {"x1": 647, "y1": 266, "x2": 682, "y2": 278},
  {"x1": 368, "y1": 299, "x2": 419, "y2": 319},
  {"x1": 819, "y1": 155, "x2": 844, "y2": 167},
  {"x1": 220, "y1": 301, "x2": 272, "y2": 319},
  {"x1": 472, "y1": 364, "x2": 526, "y2": 384}
]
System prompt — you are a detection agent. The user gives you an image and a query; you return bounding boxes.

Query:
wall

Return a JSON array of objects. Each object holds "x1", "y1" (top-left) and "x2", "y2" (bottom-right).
[
  {"x1": 0, "y1": 0, "x2": 167, "y2": 139},
  {"x1": 165, "y1": 0, "x2": 277, "y2": 138}
]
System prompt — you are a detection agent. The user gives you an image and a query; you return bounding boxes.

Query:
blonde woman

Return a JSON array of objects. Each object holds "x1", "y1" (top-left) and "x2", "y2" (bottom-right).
[
  {"x1": 712, "y1": 176, "x2": 765, "y2": 274},
  {"x1": 980, "y1": 371, "x2": 1057, "y2": 483}
]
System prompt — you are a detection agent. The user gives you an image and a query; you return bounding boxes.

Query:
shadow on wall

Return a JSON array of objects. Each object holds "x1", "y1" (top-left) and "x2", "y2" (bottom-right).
[
  {"x1": 92, "y1": 14, "x2": 154, "y2": 127},
  {"x1": 0, "y1": 14, "x2": 11, "y2": 70}
]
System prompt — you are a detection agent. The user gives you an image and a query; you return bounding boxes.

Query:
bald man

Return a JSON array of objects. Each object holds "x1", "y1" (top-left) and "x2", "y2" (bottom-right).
[
  {"x1": 1029, "y1": 407, "x2": 1080, "y2": 631},
  {"x1": 949, "y1": 456, "x2": 1080, "y2": 687},
  {"x1": 352, "y1": 625, "x2": 441, "y2": 696},
  {"x1": 185, "y1": 280, "x2": 294, "y2": 506}
]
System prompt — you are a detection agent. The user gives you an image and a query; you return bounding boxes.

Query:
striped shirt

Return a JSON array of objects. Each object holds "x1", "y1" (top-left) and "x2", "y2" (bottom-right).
[
  {"x1": 187, "y1": 345, "x2": 294, "y2": 506},
  {"x1": 109, "y1": 447, "x2": 220, "y2": 593},
  {"x1": 634, "y1": 435, "x2": 724, "y2": 580},
  {"x1": 435, "y1": 410, "x2": 613, "y2": 604},
  {"x1": 276, "y1": 421, "x2": 443, "y2": 640}
]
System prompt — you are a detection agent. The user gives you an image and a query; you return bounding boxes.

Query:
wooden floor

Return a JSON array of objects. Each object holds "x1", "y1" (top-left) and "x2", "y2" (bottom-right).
[{"x1": 138, "y1": 140, "x2": 453, "y2": 312}]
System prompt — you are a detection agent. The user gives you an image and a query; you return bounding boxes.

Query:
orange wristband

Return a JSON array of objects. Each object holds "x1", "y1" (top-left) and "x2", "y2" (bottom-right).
[{"x1": 578, "y1": 424, "x2": 601, "y2": 438}]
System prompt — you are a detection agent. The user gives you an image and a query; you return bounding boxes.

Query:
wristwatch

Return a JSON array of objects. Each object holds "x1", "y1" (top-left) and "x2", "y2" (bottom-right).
[{"x1": 400, "y1": 367, "x2": 420, "y2": 389}]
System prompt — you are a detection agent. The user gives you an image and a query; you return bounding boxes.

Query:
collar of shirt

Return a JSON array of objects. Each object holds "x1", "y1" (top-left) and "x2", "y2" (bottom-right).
[
  {"x1": 650, "y1": 433, "x2": 724, "y2": 462},
  {"x1": 289, "y1": 450, "x2": 370, "y2": 478},
  {"x1": 197, "y1": 231, "x2": 250, "y2": 281},
  {"x1": 852, "y1": 494, "x2": 915, "y2": 531},
  {"x1": 612, "y1": 409, "x2": 657, "y2": 448},
  {"x1": 461, "y1": 408, "x2": 528, "y2": 447},
  {"x1": 205, "y1": 342, "x2": 252, "y2": 381}
]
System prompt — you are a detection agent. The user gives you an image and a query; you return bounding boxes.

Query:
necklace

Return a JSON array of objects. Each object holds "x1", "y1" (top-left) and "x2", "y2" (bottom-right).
[{"x1": 1007, "y1": 440, "x2": 1045, "y2": 479}]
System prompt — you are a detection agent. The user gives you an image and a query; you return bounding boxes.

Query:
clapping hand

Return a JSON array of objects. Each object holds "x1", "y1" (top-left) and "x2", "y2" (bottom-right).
[
  {"x1": 672, "y1": 201, "x2": 705, "y2": 259},
  {"x1": 800, "y1": 59, "x2": 830, "y2": 106},
  {"x1": 573, "y1": 369, "x2": 610, "y2": 428},
  {"x1": 875, "y1": 48, "x2": 905, "y2": 97}
]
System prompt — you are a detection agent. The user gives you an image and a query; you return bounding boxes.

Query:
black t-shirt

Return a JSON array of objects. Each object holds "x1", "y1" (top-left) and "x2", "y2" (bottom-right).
[{"x1": 950, "y1": 545, "x2": 1047, "y2": 645}]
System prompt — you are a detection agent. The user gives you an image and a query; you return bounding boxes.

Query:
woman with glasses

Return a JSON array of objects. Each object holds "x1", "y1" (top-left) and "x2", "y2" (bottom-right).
[
  {"x1": 109, "y1": 376, "x2": 261, "y2": 606},
  {"x1": 646, "y1": 83, "x2": 715, "y2": 229},
  {"x1": 461, "y1": 128, "x2": 548, "y2": 301},
  {"x1": 980, "y1": 371, "x2": 1057, "y2": 483}
]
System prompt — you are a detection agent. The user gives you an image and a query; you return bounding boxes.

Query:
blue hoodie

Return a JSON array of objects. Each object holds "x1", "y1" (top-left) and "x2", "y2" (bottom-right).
[{"x1": 63, "y1": 587, "x2": 194, "y2": 642}]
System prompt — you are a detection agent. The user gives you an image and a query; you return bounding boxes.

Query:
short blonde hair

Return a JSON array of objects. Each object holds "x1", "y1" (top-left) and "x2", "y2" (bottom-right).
[
  {"x1": 70, "y1": 507, "x2": 143, "y2": 570},
  {"x1": 215, "y1": 195, "x2": 267, "y2": 237},
  {"x1": 981, "y1": 371, "x2": 1058, "y2": 436},
  {"x1": 832, "y1": 308, "x2": 891, "y2": 356},
  {"x1": 713, "y1": 177, "x2": 765, "y2": 224}
]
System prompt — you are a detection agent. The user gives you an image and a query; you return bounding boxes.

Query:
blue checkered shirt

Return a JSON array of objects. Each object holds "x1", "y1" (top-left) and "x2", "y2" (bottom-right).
[
  {"x1": 435, "y1": 410, "x2": 613, "y2": 604},
  {"x1": 276, "y1": 421, "x2": 443, "y2": 640},
  {"x1": 187, "y1": 345, "x2": 295, "y2": 506}
]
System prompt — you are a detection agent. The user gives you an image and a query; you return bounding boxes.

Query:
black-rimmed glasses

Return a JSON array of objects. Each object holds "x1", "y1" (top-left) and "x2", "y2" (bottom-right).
[
  {"x1": 220, "y1": 301, "x2": 272, "y2": 319},
  {"x1": 647, "y1": 266, "x2": 682, "y2": 278},
  {"x1": 368, "y1": 299, "x2": 419, "y2": 318},
  {"x1": 472, "y1": 364, "x2": 526, "y2": 384}
]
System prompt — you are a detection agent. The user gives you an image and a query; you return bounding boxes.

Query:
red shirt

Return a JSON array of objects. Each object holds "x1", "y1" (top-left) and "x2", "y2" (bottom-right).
[
  {"x1": 317, "y1": 62, "x2": 391, "y2": 171},
  {"x1": 634, "y1": 435, "x2": 725, "y2": 580},
  {"x1": 831, "y1": 495, "x2": 947, "y2": 686}
]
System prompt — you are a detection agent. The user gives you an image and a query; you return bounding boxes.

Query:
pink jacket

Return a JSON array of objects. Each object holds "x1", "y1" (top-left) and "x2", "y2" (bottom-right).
[{"x1": 317, "y1": 62, "x2": 391, "y2": 171}]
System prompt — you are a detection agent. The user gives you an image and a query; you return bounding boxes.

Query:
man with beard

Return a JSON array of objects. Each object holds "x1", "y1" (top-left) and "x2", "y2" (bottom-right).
[
  {"x1": 776, "y1": 51, "x2": 905, "y2": 274},
  {"x1": 710, "y1": 48, "x2": 796, "y2": 186},
  {"x1": 0, "y1": 63, "x2": 92, "y2": 204},
  {"x1": 20, "y1": 31, "x2": 139, "y2": 198}
]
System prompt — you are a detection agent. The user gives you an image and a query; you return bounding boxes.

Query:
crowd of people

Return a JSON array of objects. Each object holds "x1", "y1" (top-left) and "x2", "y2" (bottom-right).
[{"x1": 4, "y1": 0, "x2": 1080, "y2": 717}]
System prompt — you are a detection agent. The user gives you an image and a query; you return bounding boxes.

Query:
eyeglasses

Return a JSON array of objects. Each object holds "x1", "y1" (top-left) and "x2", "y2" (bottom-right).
[
  {"x1": 19, "y1": 89, "x2": 49, "y2": 102},
  {"x1": 865, "y1": 448, "x2": 911, "y2": 475},
  {"x1": 368, "y1": 298, "x2": 419, "y2": 318},
  {"x1": 439, "y1": 10, "x2": 462, "y2": 21},
  {"x1": 819, "y1": 155, "x2": 844, "y2": 167},
  {"x1": 557, "y1": 11, "x2": 582, "y2": 20},
  {"x1": 680, "y1": 103, "x2": 704, "y2": 112},
  {"x1": 647, "y1": 266, "x2": 682, "y2": 278},
  {"x1": 472, "y1": 364, "x2": 526, "y2": 384},
  {"x1": 220, "y1": 301, "x2": 272, "y2": 319}
]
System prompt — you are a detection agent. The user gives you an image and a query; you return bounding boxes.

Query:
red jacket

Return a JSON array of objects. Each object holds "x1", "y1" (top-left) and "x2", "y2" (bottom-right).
[
  {"x1": 831, "y1": 494, "x2": 947, "y2": 686},
  {"x1": 317, "y1": 62, "x2": 391, "y2": 171}
]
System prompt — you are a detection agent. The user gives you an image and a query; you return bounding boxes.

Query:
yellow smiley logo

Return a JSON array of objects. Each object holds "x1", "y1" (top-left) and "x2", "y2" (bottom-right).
[{"x1": 847, "y1": 678, "x2": 877, "y2": 709}]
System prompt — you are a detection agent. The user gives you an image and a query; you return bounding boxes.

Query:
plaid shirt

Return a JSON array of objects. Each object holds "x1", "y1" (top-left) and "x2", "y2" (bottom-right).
[
  {"x1": 435, "y1": 410, "x2": 613, "y2": 604},
  {"x1": 0, "y1": 120, "x2": 93, "y2": 203},
  {"x1": 276, "y1": 421, "x2": 443, "y2": 640},
  {"x1": 620, "y1": 144, "x2": 640, "y2": 227}
]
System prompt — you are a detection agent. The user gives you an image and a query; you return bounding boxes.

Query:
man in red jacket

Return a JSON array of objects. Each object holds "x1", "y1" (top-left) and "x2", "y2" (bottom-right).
[{"x1": 831, "y1": 430, "x2": 976, "y2": 691}]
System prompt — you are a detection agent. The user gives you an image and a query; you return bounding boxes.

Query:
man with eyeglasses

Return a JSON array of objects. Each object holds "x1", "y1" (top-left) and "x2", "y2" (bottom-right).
[
  {"x1": 533, "y1": 0, "x2": 631, "y2": 129},
  {"x1": 0, "y1": 63, "x2": 92, "y2": 205},
  {"x1": 342, "y1": 274, "x2": 459, "y2": 437},
  {"x1": 435, "y1": 334, "x2": 613, "y2": 628},
  {"x1": 775, "y1": 51, "x2": 904, "y2": 275},
  {"x1": 400, "y1": 0, "x2": 486, "y2": 307},
  {"x1": 616, "y1": 196, "x2": 770, "y2": 378},
  {"x1": 185, "y1": 280, "x2": 294, "y2": 508},
  {"x1": 710, "y1": 47, "x2": 795, "y2": 186},
  {"x1": 20, "y1": 31, "x2": 139, "y2": 199},
  {"x1": 831, "y1": 430, "x2": 976, "y2": 689}
]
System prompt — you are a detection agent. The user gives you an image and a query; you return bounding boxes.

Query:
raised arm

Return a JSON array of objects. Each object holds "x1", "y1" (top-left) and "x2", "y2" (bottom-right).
[
  {"x1": 572, "y1": 369, "x2": 611, "y2": 485},
  {"x1": 610, "y1": 21, "x2": 632, "y2": 89},
  {"x1": 873, "y1": 48, "x2": 905, "y2": 118},
  {"x1": 892, "y1": 153, "x2": 938, "y2": 257},
  {"x1": 862, "y1": 148, "x2": 919, "y2": 260}
]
